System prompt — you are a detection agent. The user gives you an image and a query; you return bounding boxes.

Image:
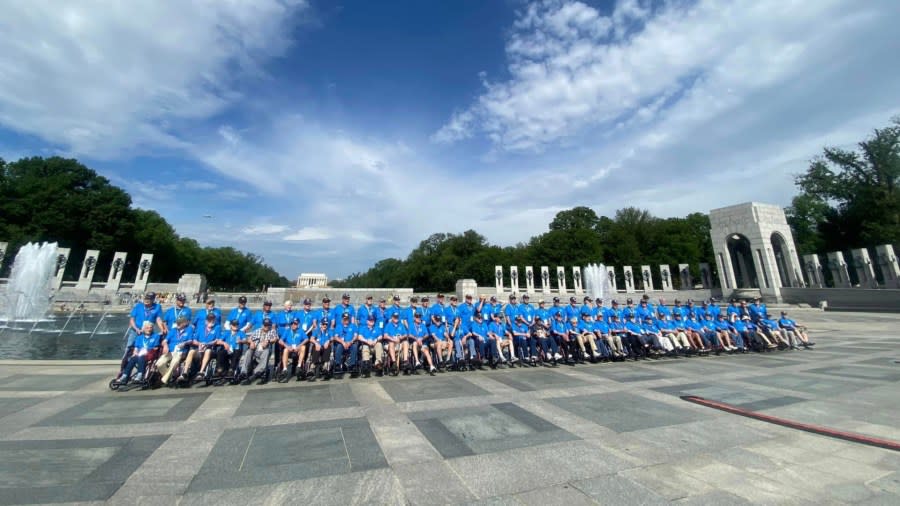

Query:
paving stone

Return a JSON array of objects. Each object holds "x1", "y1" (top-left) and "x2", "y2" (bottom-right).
[
  {"x1": 408, "y1": 402, "x2": 576, "y2": 458},
  {"x1": 381, "y1": 376, "x2": 490, "y2": 402},
  {"x1": 0, "y1": 435, "x2": 168, "y2": 505},
  {"x1": 235, "y1": 383, "x2": 357, "y2": 416},
  {"x1": 0, "y1": 397, "x2": 45, "y2": 419},
  {"x1": 515, "y1": 483, "x2": 596, "y2": 505},
  {"x1": 0, "y1": 374, "x2": 106, "y2": 391},
  {"x1": 36, "y1": 392, "x2": 210, "y2": 426},
  {"x1": 485, "y1": 368, "x2": 590, "y2": 392},
  {"x1": 548, "y1": 391, "x2": 706, "y2": 433},
  {"x1": 188, "y1": 417, "x2": 387, "y2": 492},
  {"x1": 268, "y1": 468, "x2": 405, "y2": 505},
  {"x1": 805, "y1": 365, "x2": 900, "y2": 382},
  {"x1": 394, "y1": 460, "x2": 477, "y2": 505},
  {"x1": 573, "y1": 367, "x2": 671, "y2": 383},
  {"x1": 570, "y1": 474, "x2": 668, "y2": 505}
]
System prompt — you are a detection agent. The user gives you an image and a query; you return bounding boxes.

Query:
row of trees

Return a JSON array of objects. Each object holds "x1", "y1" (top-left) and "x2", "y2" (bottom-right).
[
  {"x1": 333, "y1": 207, "x2": 715, "y2": 291},
  {"x1": 0, "y1": 157, "x2": 289, "y2": 291}
]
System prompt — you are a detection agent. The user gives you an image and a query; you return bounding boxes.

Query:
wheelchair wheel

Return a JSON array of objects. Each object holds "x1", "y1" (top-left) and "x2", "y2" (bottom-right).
[
  {"x1": 108, "y1": 378, "x2": 121, "y2": 391},
  {"x1": 276, "y1": 368, "x2": 290, "y2": 383}
]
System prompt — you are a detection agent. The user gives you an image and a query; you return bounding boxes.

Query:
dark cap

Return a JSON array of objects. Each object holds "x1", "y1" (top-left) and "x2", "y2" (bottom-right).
[
  {"x1": 365, "y1": 295, "x2": 373, "y2": 300},
  {"x1": 522, "y1": 294, "x2": 529, "y2": 299},
  {"x1": 303, "y1": 298, "x2": 312, "y2": 304},
  {"x1": 465, "y1": 294, "x2": 472, "y2": 299},
  {"x1": 342, "y1": 293, "x2": 350, "y2": 299},
  {"x1": 206, "y1": 299, "x2": 215, "y2": 305},
  {"x1": 320, "y1": 318, "x2": 329, "y2": 325},
  {"x1": 421, "y1": 297, "x2": 429, "y2": 302},
  {"x1": 262, "y1": 317, "x2": 272, "y2": 325},
  {"x1": 263, "y1": 300, "x2": 273, "y2": 306},
  {"x1": 205, "y1": 313, "x2": 216, "y2": 321},
  {"x1": 342, "y1": 312, "x2": 350, "y2": 319},
  {"x1": 612, "y1": 300, "x2": 619, "y2": 305},
  {"x1": 553, "y1": 296, "x2": 560, "y2": 302},
  {"x1": 238, "y1": 296, "x2": 247, "y2": 304},
  {"x1": 584, "y1": 296, "x2": 591, "y2": 302},
  {"x1": 393, "y1": 295, "x2": 400, "y2": 300},
  {"x1": 450, "y1": 295, "x2": 458, "y2": 301},
  {"x1": 490, "y1": 296, "x2": 497, "y2": 302},
  {"x1": 414, "y1": 313, "x2": 422, "y2": 318},
  {"x1": 367, "y1": 314, "x2": 376, "y2": 321},
  {"x1": 175, "y1": 293, "x2": 186, "y2": 302},
  {"x1": 391, "y1": 312, "x2": 399, "y2": 318},
  {"x1": 291, "y1": 318, "x2": 300, "y2": 324},
  {"x1": 229, "y1": 319, "x2": 239, "y2": 326},
  {"x1": 509, "y1": 294, "x2": 517, "y2": 300},
  {"x1": 569, "y1": 296, "x2": 577, "y2": 303},
  {"x1": 437, "y1": 293, "x2": 445, "y2": 298},
  {"x1": 144, "y1": 292, "x2": 156, "y2": 300},
  {"x1": 378, "y1": 297, "x2": 386, "y2": 303},
  {"x1": 474, "y1": 312, "x2": 482, "y2": 319},
  {"x1": 322, "y1": 297, "x2": 331, "y2": 303}
]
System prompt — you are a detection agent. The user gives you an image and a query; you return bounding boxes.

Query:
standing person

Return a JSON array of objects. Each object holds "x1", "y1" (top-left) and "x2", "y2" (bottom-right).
[
  {"x1": 334, "y1": 293, "x2": 356, "y2": 325},
  {"x1": 356, "y1": 295, "x2": 376, "y2": 326},
  {"x1": 126, "y1": 292, "x2": 164, "y2": 349},
  {"x1": 374, "y1": 298, "x2": 388, "y2": 332},
  {"x1": 519, "y1": 295, "x2": 535, "y2": 327},
  {"x1": 295, "y1": 299, "x2": 317, "y2": 339},
  {"x1": 274, "y1": 300, "x2": 296, "y2": 332},
  {"x1": 227, "y1": 296, "x2": 253, "y2": 333},
  {"x1": 459, "y1": 294, "x2": 476, "y2": 335},
  {"x1": 162, "y1": 294, "x2": 192, "y2": 338},
  {"x1": 444, "y1": 296, "x2": 461, "y2": 333},
  {"x1": 192, "y1": 299, "x2": 222, "y2": 328},
  {"x1": 318, "y1": 297, "x2": 334, "y2": 328},
  {"x1": 477, "y1": 295, "x2": 494, "y2": 323},
  {"x1": 401, "y1": 296, "x2": 420, "y2": 332},
  {"x1": 251, "y1": 301, "x2": 275, "y2": 331},
  {"x1": 429, "y1": 293, "x2": 447, "y2": 323}
]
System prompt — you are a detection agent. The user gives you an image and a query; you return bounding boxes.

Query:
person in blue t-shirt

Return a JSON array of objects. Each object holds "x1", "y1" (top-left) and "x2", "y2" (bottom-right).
[
  {"x1": 353, "y1": 314, "x2": 381, "y2": 376},
  {"x1": 162, "y1": 293, "x2": 192, "y2": 338},
  {"x1": 459, "y1": 294, "x2": 476, "y2": 332},
  {"x1": 713, "y1": 314, "x2": 737, "y2": 351},
  {"x1": 449, "y1": 316, "x2": 467, "y2": 369},
  {"x1": 478, "y1": 295, "x2": 494, "y2": 323},
  {"x1": 373, "y1": 298, "x2": 388, "y2": 331},
  {"x1": 194, "y1": 313, "x2": 222, "y2": 380},
  {"x1": 778, "y1": 311, "x2": 814, "y2": 347},
  {"x1": 220, "y1": 319, "x2": 248, "y2": 377},
  {"x1": 251, "y1": 301, "x2": 275, "y2": 331},
  {"x1": 306, "y1": 320, "x2": 331, "y2": 380},
  {"x1": 729, "y1": 316, "x2": 750, "y2": 351},
  {"x1": 380, "y1": 312, "x2": 405, "y2": 373},
  {"x1": 564, "y1": 297, "x2": 580, "y2": 322},
  {"x1": 401, "y1": 296, "x2": 420, "y2": 331},
  {"x1": 273, "y1": 300, "x2": 295, "y2": 332},
  {"x1": 444, "y1": 296, "x2": 461, "y2": 332},
  {"x1": 192, "y1": 299, "x2": 222, "y2": 329},
  {"x1": 405, "y1": 312, "x2": 430, "y2": 373},
  {"x1": 317, "y1": 297, "x2": 334, "y2": 328},
  {"x1": 518, "y1": 295, "x2": 535, "y2": 327},
  {"x1": 635, "y1": 300, "x2": 654, "y2": 322},
  {"x1": 356, "y1": 295, "x2": 376, "y2": 327},
  {"x1": 590, "y1": 317, "x2": 614, "y2": 358},
  {"x1": 331, "y1": 312, "x2": 356, "y2": 373},
  {"x1": 535, "y1": 299, "x2": 551, "y2": 324},
  {"x1": 158, "y1": 316, "x2": 195, "y2": 384},
  {"x1": 334, "y1": 293, "x2": 356, "y2": 325},
  {"x1": 294, "y1": 299, "x2": 317, "y2": 338},
  {"x1": 549, "y1": 312, "x2": 569, "y2": 356},
  {"x1": 466, "y1": 312, "x2": 488, "y2": 368},
  {"x1": 748, "y1": 298, "x2": 766, "y2": 322},
  {"x1": 623, "y1": 315, "x2": 648, "y2": 359},
  {"x1": 226, "y1": 296, "x2": 253, "y2": 333},
  {"x1": 548, "y1": 297, "x2": 564, "y2": 321},
  {"x1": 278, "y1": 318, "x2": 307, "y2": 376},
  {"x1": 126, "y1": 292, "x2": 164, "y2": 349},
  {"x1": 429, "y1": 293, "x2": 447, "y2": 323},
  {"x1": 117, "y1": 321, "x2": 161, "y2": 384},
  {"x1": 427, "y1": 314, "x2": 449, "y2": 369},
  {"x1": 510, "y1": 314, "x2": 530, "y2": 363}
]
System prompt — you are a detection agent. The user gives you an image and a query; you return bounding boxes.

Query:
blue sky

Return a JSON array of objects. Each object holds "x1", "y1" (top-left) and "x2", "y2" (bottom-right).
[{"x1": 1, "y1": 0, "x2": 899, "y2": 281}]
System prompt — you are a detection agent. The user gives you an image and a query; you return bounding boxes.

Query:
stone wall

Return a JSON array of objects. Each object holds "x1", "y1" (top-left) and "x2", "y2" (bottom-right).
[
  {"x1": 266, "y1": 287, "x2": 414, "y2": 306},
  {"x1": 780, "y1": 287, "x2": 900, "y2": 312}
]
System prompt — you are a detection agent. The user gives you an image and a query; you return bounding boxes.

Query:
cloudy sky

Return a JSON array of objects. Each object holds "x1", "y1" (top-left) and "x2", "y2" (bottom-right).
[{"x1": 1, "y1": 0, "x2": 898, "y2": 280}]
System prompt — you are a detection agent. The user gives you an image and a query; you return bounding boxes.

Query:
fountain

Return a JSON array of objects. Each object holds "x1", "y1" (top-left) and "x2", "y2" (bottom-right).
[
  {"x1": 583, "y1": 263, "x2": 610, "y2": 304},
  {"x1": 2, "y1": 242, "x2": 58, "y2": 321}
]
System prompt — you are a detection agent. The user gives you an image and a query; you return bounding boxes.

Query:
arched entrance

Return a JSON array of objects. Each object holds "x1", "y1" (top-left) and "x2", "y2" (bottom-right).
[
  {"x1": 727, "y1": 234, "x2": 758, "y2": 288},
  {"x1": 770, "y1": 232, "x2": 792, "y2": 287}
]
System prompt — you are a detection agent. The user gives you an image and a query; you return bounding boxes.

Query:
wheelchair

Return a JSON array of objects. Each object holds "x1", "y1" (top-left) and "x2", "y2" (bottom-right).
[{"x1": 109, "y1": 347, "x2": 162, "y2": 391}]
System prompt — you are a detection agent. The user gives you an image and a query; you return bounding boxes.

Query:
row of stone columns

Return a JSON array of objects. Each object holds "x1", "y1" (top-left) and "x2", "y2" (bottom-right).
[
  {"x1": 0, "y1": 242, "x2": 154, "y2": 293},
  {"x1": 494, "y1": 264, "x2": 714, "y2": 295},
  {"x1": 804, "y1": 245, "x2": 900, "y2": 288}
]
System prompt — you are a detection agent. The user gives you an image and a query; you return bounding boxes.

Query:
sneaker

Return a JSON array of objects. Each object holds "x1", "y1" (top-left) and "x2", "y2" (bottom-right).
[
  {"x1": 553, "y1": 352, "x2": 562, "y2": 360},
  {"x1": 510, "y1": 356, "x2": 519, "y2": 363},
  {"x1": 134, "y1": 373, "x2": 144, "y2": 382},
  {"x1": 116, "y1": 374, "x2": 127, "y2": 383},
  {"x1": 592, "y1": 352, "x2": 600, "y2": 359}
]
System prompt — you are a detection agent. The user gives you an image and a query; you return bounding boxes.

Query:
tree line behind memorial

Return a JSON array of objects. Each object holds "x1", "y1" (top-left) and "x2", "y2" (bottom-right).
[
  {"x1": 0, "y1": 157, "x2": 289, "y2": 291},
  {"x1": 335, "y1": 118, "x2": 900, "y2": 291}
]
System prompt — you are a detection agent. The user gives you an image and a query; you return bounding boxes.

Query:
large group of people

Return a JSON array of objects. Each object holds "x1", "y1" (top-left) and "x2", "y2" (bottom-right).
[{"x1": 113, "y1": 290, "x2": 814, "y2": 388}]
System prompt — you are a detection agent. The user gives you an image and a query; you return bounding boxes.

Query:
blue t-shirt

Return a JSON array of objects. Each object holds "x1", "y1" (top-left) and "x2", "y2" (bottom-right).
[
  {"x1": 135, "y1": 331, "x2": 161, "y2": 351},
  {"x1": 576, "y1": 320, "x2": 593, "y2": 334},
  {"x1": 131, "y1": 302, "x2": 163, "y2": 328},
  {"x1": 356, "y1": 304, "x2": 376, "y2": 325},
  {"x1": 429, "y1": 322, "x2": 447, "y2": 340},
  {"x1": 196, "y1": 324, "x2": 220, "y2": 344},
  {"x1": 273, "y1": 309, "x2": 295, "y2": 331},
  {"x1": 511, "y1": 321, "x2": 529, "y2": 336},
  {"x1": 221, "y1": 329, "x2": 244, "y2": 350},
  {"x1": 192, "y1": 307, "x2": 222, "y2": 328},
  {"x1": 427, "y1": 303, "x2": 446, "y2": 323},
  {"x1": 384, "y1": 321, "x2": 405, "y2": 340},
  {"x1": 167, "y1": 325, "x2": 194, "y2": 349},
  {"x1": 550, "y1": 320, "x2": 567, "y2": 337},
  {"x1": 280, "y1": 327, "x2": 306, "y2": 347},
  {"x1": 444, "y1": 305, "x2": 461, "y2": 330},
  {"x1": 312, "y1": 327, "x2": 330, "y2": 345},
  {"x1": 459, "y1": 303, "x2": 476, "y2": 331},
  {"x1": 409, "y1": 323, "x2": 429, "y2": 340},
  {"x1": 593, "y1": 321, "x2": 611, "y2": 335},
  {"x1": 251, "y1": 310, "x2": 275, "y2": 329},
  {"x1": 469, "y1": 321, "x2": 487, "y2": 340},
  {"x1": 358, "y1": 324, "x2": 382, "y2": 344},
  {"x1": 565, "y1": 305, "x2": 580, "y2": 321},
  {"x1": 487, "y1": 321, "x2": 506, "y2": 339},
  {"x1": 332, "y1": 304, "x2": 356, "y2": 324},
  {"x1": 294, "y1": 309, "x2": 317, "y2": 335},
  {"x1": 162, "y1": 305, "x2": 192, "y2": 330},
  {"x1": 227, "y1": 307, "x2": 253, "y2": 330},
  {"x1": 333, "y1": 323, "x2": 357, "y2": 343},
  {"x1": 779, "y1": 318, "x2": 797, "y2": 330},
  {"x1": 519, "y1": 303, "x2": 535, "y2": 325}
]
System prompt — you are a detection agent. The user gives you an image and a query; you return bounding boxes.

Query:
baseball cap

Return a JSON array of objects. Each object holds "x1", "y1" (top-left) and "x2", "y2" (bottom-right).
[
  {"x1": 465, "y1": 294, "x2": 472, "y2": 299},
  {"x1": 175, "y1": 293, "x2": 186, "y2": 302},
  {"x1": 262, "y1": 317, "x2": 272, "y2": 325},
  {"x1": 522, "y1": 294, "x2": 529, "y2": 299},
  {"x1": 553, "y1": 296, "x2": 560, "y2": 303},
  {"x1": 342, "y1": 312, "x2": 350, "y2": 319},
  {"x1": 367, "y1": 314, "x2": 376, "y2": 321},
  {"x1": 263, "y1": 300, "x2": 273, "y2": 307},
  {"x1": 144, "y1": 292, "x2": 156, "y2": 300},
  {"x1": 391, "y1": 312, "x2": 399, "y2": 318},
  {"x1": 303, "y1": 298, "x2": 312, "y2": 305},
  {"x1": 509, "y1": 294, "x2": 517, "y2": 300},
  {"x1": 229, "y1": 319, "x2": 239, "y2": 326},
  {"x1": 206, "y1": 299, "x2": 215, "y2": 305},
  {"x1": 378, "y1": 297, "x2": 386, "y2": 303},
  {"x1": 569, "y1": 296, "x2": 577, "y2": 303},
  {"x1": 584, "y1": 296, "x2": 591, "y2": 302},
  {"x1": 490, "y1": 296, "x2": 497, "y2": 302},
  {"x1": 421, "y1": 297, "x2": 429, "y2": 302},
  {"x1": 291, "y1": 318, "x2": 300, "y2": 324},
  {"x1": 450, "y1": 295, "x2": 458, "y2": 301},
  {"x1": 393, "y1": 295, "x2": 400, "y2": 301},
  {"x1": 437, "y1": 293, "x2": 445, "y2": 298},
  {"x1": 365, "y1": 295, "x2": 373, "y2": 300},
  {"x1": 342, "y1": 293, "x2": 350, "y2": 299},
  {"x1": 238, "y1": 296, "x2": 247, "y2": 304},
  {"x1": 205, "y1": 313, "x2": 215, "y2": 321},
  {"x1": 322, "y1": 297, "x2": 331, "y2": 303},
  {"x1": 414, "y1": 313, "x2": 422, "y2": 318}
]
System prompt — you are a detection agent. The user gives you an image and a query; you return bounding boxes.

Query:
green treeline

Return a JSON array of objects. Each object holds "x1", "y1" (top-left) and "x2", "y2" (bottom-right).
[
  {"x1": 332, "y1": 208, "x2": 715, "y2": 291},
  {"x1": 0, "y1": 157, "x2": 289, "y2": 291}
]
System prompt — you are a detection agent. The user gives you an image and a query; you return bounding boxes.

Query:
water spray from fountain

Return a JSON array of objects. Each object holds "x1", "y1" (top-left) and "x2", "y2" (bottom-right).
[
  {"x1": 583, "y1": 263, "x2": 611, "y2": 306},
  {"x1": 1, "y1": 242, "x2": 58, "y2": 322}
]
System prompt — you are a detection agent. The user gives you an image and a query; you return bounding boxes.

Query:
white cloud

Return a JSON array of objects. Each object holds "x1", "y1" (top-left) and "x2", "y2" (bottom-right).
[
  {"x1": 284, "y1": 227, "x2": 332, "y2": 241},
  {"x1": 0, "y1": 0, "x2": 308, "y2": 158},
  {"x1": 242, "y1": 224, "x2": 289, "y2": 235}
]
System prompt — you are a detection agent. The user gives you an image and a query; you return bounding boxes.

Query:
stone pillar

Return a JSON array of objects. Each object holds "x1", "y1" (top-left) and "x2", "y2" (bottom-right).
[
  {"x1": 540, "y1": 266, "x2": 551, "y2": 295},
  {"x1": 510, "y1": 266, "x2": 520, "y2": 295},
  {"x1": 826, "y1": 251, "x2": 851, "y2": 288},
  {"x1": 525, "y1": 266, "x2": 535, "y2": 294},
  {"x1": 75, "y1": 250, "x2": 99, "y2": 291},
  {"x1": 456, "y1": 279, "x2": 478, "y2": 301},
  {"x1": 678, "y1": 263, "x2": 692, "y2": 289},
  {"x1": 622, "y1": 266, "x2": 635, "y2": 293},
  {"x1": 53, "y1": 248, "x2": 70, "y2": 291},
  {"x1": 607, "y1": 266, "x2": 618, "y2": 292},
  {"x1": 0, "y1": 242, "x2": 7, "y2": 271},
  {"x1": 802, "y1": 254, "x2": 823, "y2": 288},
  {"x1": 659, "y1": 265, "x2": 673, "y2": 291},
  {"x1": 556, "y1": 266, "x2": 567, "y2": 295},
  {"x1": 572, "y1": 266, "x2": 583, "y2": 295},
  {"x1": 104, "y1": 252, "x2": 128, "y2": 292},
  {"x1": 177, "y1": 274, "x2": 207, "y2": 299},
  {"x1": 851, "y1": 248, "x2": 877, "y2": 288},
  {"x1": 494, "y1": 265, "x2": 504, "y2": 294},
  {"x1": 875, "y1": 245, "x2": 900, "y2": 288},
  {"x1": 132, "y1": 253, "x2": 154, "y2": 293},
  {"x1": 640, "y1": 265, "x2": 654, "y2": 291},
  {"x1": 699, "y1": 263, "x2": 712, "y2": 289}
]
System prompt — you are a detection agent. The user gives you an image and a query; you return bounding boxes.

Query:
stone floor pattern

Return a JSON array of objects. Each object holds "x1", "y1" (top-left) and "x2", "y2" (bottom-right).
[{"x1": 0, "y1": 310, "x2": 898, "y2": 505}]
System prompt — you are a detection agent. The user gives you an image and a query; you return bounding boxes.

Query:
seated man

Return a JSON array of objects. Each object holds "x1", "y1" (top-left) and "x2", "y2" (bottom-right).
[
  {"x1": 682, "y1": 315, "x2": 709, "y2": 351},
  {"x1": 758, "y1": 313, "x2": 790, "y2": 349},
  {"x1": 352, "y1": 314, "x2": 380, "y2": 377},
  {"x1": 549, "y1": 313, "x2": 571, "y2": 362},
  {"x1": 220, "y1": 319, "x2": 247, "y2": 378},
  {"x1": 510, "y1": 314, "x2": 531, "y2": 365},
  {"x1": 714, "y1": 314, "x2": 738, "y2": 351},
  {"x1": 623, "y1": 315, "x2": 650, "y2": 359},
  {"x1": 117, "y1": 321, "x2": 161, "y2": 384},
  {"x1": 426, "y1": 313, "x2": 450, "y2": 369},
  {"x1": 778, "y1": 311, "x2": 815, "y2": 347},
  {"x1": 379, "y1": 312, "x2": 404, "y2": 374},
  {"x1": 124, "y1": 293, "x2": 164, "y2": 363},
  {"x1": 729, "y1": 316, "x2": 752, "y2": 352},
  {"x1": 158, "y1": 316, "x2": 194, "y2": 384},
  {"x1": 593, "y1": 315, "x2": 623, "y2": 358},
  {"x1": 467, "y1": 312, "x2": 489, "y2": 368},
  {"x1": 576, "y1": 314, "x2": 601, "y2": 361},
  {"x1": 448, "y1": 316, "x2": 468, "y2": 369},
  {"x1": 239, "y1": 317, "x2": 280, "y2": 384},
  {"x1": 642, "y1": 317, "x2": 674, "y2": 355},
  {"x1": 607, "y1": 314, "x2": 632, "y2": 358},
  {"x1": 330, "y1": 313, "x2": 355, "y2": 374},
  {"x1": 409, "y1": 312, "x2": 437, "y2": 374},
  {"x1": 531, "y1": 315, "x2": 560, "y2": 364},
  {"x1": 305, "y1": 319, "x2": 332, "y2": 380},
  {"x1": 199, "y1": 318, "x2": 238, "y2": 379},
  {"x1": 279, "y1": 318, "x2": 307, "y2": 377},
  {"x1": 486, "y1": 313, "x2": 509, "y2": 367},
  {"x1": 195, "y1": 313, "x2": 222, "y2": 381},
  {"x1": 700, "y1": 314, "x2": 724, "y2": 352}
]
